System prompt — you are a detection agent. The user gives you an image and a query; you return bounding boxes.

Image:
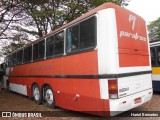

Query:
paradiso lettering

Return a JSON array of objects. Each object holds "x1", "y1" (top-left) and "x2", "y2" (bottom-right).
[
  {"x1": 120, "y1": 31, "x2": 147, "y2": 41},
  {"x1": 120, "y1": 14, "x2": 147, "y2": 42}
]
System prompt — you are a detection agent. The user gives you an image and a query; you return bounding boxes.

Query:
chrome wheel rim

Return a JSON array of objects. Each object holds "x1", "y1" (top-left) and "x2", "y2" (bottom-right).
[
  {"x1": 45, "y1": 89, "x2": 53, "y2": 105},
  {"x1": 33, "y1": 87, "x2": 40, "y2": 100}
]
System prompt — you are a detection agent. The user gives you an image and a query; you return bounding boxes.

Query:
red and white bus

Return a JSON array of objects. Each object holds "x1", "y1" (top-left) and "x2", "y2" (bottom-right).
[{"x1": 3, "y1": 3, "x2": 152, "y2": 116}]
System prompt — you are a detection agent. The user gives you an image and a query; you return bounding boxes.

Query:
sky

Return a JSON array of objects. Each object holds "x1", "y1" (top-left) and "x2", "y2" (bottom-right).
[{"x1": 125, "y1": 0, "x2": 160, "y2": 25}]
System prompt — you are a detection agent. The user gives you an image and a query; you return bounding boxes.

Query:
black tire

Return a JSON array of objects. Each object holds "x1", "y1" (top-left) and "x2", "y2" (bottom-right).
[
  {"x1": 32, "y1": 84, "x2": 42, "y2": 105},
  {"x1": 44, "y1": 86, "x2": 55, "y2": 109}
]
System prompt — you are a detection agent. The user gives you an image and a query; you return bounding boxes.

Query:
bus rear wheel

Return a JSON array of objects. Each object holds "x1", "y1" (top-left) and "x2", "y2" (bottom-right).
[
  {"x1": 44, "y1": 86, "x2": 55, "y2": 109},
  {"x1": 32, "y1": 84, "x2": 42, "y2": 105}
]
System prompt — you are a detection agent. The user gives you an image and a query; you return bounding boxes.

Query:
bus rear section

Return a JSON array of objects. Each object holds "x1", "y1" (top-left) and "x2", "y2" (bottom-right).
[{"x1": 97, "y1": 7, "x2": 152, "y2": 116}]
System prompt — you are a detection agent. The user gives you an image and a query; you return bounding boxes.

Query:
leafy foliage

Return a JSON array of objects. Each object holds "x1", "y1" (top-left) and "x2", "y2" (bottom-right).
[
  {"x1": 0, "y1": 0, "x2": 130, "y2": 61},
  {"x1": 148, "y1": 18, "x2": 160, "y2": 42}
]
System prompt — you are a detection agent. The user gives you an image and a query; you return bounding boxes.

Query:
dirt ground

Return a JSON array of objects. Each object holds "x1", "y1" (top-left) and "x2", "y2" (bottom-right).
[{"x1": 0, "y1": 88, "x2": 160, "y2": 120}]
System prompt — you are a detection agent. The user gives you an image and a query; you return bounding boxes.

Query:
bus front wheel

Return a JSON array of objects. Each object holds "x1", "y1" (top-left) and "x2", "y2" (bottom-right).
[
  {"x1": 44, "y1": 86, "x2": 55, "y2": 109},
  {"x1": 32, "y1": 84, "x2": 42, "y2": 105}
]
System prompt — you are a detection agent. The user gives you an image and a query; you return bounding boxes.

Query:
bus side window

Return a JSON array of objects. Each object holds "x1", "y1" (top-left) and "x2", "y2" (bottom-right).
[
  {"x1": 33, "y1": 40, "x2": 45, "y2": 61},
  {"x1": 66, "y1": 25, "x2": 79, "y2": 53},
  {"x1": 8, "y1": 56, "x2": 10, "y2": 67},
  {"x1": 4, "y1": 58, "x2": 8, "y2": 68},
  {"x1": 157, "y1": 47, "x2": 160, "y2": 65},
  {"x1": 33, "y1": 43, "x2": 38, "y2": 61},
  {"x1": 13, "y1": 53, "x2": 17, "y2": 66},
  {"x1": 10, "y1": 55, "x2": 13, "y2": 66},
  {"x1": 24, "y1": 46, "x2": 32, "y2": 63},
  {"x1": 67, "y1": 30, "x2": 72, "y2": 52},
  {"x1": 54, "y1": 31, "x2": 64, "y2": 55},
  {"x1": 46, "y1": 35, "x2": 54, "y2": 58},
  {"x1": 66, "y1": 16, "x2": 96, "y2": 54},
  {"x1": 150, "y1": 47, "x2": 156, "y2": 66},
  {"x1": 39, "y1": 40, "x2": 45, "y2": 59},
  {"x1": 17, "y1": 50, "x2": 23, "y2": 65},
  {"x1": 80, "y1": 16, "x2": 96, "y2": 49}
]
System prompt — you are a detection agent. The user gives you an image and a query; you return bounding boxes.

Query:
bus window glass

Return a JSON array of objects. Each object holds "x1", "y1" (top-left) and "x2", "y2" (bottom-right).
[
  {"x1": 24, "y1": 48, "x2": 27, "y2": 63},
  {"x1": 5, "y1": 57, "x2": 8, "y2": 67},
  {"x1": 24, "y1": 46, "x2": 32, "y2": 63},
  {"x1": 13, "y1": 53, "x2": 17, "y2": 66},
  {"x1": 17, "y1": 50, "x2": 23, "y2": 64},
  {"x1": 157, "y1": 47, "x2": 160, "y2": 65},
  {"x1": 67, "y1": 25, "x2": 79, "y2": 53},
  {"x1": 24, "y1": 49, "x2": 27, "y2": 63},
  {"x1": 33, "y1": 43, "x2": 38, "y2": 61},
  {"x1": 9, "y1": 55, "x2": 13, "y2": 66},
  {"x1": 150, "y1": 47, "x2": 156, "y2": 66},
  {"x1": 80, "y1": 17, "x2": 96, "y2": 49},
  {"x1": 46, "y1": 35, "x2": 54, "y2": 58},
  {"x1": 33, "y1": 40, "x2": 45, "y2": 61},
  {"x1": 39, "y1": 40, "x2": 45, "y2": 59},
  {"x1": 28, "y1": 46, "x2": 32, "y2": 62},
  {"x1": 66, "y1": 16, "x2": 96, "y2": 54},
  {"x1": 8, "y1": 56, "x2": 10, "y2": 67},
  {"x1": 55, "y1": 32, "x2": 64, "y2": 55}
]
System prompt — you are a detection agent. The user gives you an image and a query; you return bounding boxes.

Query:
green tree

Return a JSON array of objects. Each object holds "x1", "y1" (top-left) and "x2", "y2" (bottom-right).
[
  {"x1": 2, "y1": 0, "x2": 130, "y2": 39},
  {"x1": 0, "y1": 0, "x2": 130, "y2": 59},
  {"x1": 0, "y1": 0, "x2": 27, "y2": 62},
  {"x1": 148, "y1": 18, "x2": 160, "y2": 42}
]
